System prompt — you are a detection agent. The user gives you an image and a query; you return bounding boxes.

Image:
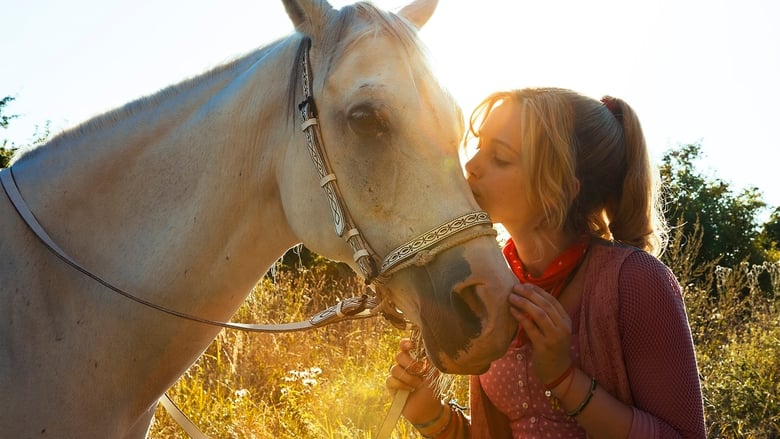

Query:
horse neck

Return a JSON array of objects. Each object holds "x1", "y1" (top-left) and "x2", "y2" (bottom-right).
[{"x1": 14, "y1": 41, "x2": 299, "y2": 318}]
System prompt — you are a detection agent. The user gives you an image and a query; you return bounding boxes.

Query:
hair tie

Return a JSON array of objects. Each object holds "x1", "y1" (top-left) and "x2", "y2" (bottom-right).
[{"x1": 600, "y1": 96, "x2": 621, "y2": 120}]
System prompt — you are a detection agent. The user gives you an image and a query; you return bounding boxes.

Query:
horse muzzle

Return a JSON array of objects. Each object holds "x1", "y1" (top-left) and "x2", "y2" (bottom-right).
[{"x1": 383, "y1": 234, "x2": 517, "y2": 374}]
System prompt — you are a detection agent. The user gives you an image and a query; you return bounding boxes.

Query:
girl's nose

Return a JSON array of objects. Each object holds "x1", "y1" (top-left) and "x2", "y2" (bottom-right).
[{"x1": 464, "y1": 153, "x2": 480, "y2": 179}]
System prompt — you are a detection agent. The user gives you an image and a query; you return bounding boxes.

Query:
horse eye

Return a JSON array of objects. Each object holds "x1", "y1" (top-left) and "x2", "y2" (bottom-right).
[{"x1": 348, "y1": 105, "x2": 390, "y2": 138}]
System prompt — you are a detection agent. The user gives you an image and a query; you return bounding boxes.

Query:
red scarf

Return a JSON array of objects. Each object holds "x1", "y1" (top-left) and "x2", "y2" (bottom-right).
[
  {"x1": 503, "y1": 236, "x2": 590, "y2": 345},
  {"x1": 503, "y1": 236, "x2": 590, "y2": 296}
]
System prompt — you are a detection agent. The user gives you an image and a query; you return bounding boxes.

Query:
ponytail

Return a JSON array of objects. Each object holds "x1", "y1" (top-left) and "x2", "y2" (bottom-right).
[{"x1": 597, "y1": 96, "x2": 668, "y2": 256}]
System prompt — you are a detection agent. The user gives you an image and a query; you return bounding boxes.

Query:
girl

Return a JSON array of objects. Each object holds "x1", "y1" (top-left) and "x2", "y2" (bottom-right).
[{"x1": 386, "y1": 88, "x2": 706, "y2": 438}]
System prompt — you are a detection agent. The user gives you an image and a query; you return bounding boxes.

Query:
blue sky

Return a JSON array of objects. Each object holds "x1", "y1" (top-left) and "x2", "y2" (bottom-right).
[{"x1": 3, "y1": 0, "x2": 779, "y2": 212}]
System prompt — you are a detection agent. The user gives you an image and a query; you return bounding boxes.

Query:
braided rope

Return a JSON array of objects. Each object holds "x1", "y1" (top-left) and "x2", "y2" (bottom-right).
[{"x1": 376, "y1": 225, "x2": 497, "y2": 283}]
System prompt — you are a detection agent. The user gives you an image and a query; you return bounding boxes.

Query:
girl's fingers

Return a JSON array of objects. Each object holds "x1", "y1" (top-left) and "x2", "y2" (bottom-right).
[
  {"x1": 395, "y1": 338, "x2": 434, "y2": 376},
  {"x1": 510, "y1": 284, "x2": 569, "y2": 323},
  {"x1": 385, "y1": 373, "x2": 416, "y2": 393},
  {"x1": 511, "y1": 306, "x2": 549, "y2": 343},
  {"x1": 509, "y1": 284, "x2": 573, "y2": 351},
  {"x1": 509, "y1": 295, "x2": 553, "y2": 333},
  {"x1": 508, "y1": 284, "x2": 574, "y2": 378}
]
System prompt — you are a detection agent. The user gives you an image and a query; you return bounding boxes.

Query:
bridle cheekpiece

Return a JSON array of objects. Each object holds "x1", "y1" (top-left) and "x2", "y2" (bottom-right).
[{"x1": 295, "y1": 36, "x2": 497, "y2": 286}]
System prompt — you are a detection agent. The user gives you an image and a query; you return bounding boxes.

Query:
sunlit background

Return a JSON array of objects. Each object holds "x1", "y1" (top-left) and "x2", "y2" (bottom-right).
[{"x1": 4, "y1": 0, "x2": 779, "y2": 209}]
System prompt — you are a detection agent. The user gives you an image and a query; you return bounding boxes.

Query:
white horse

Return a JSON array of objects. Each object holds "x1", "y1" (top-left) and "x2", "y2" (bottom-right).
[{"x1": 0, "y1": 0, "x2": 517, "y2": 437}]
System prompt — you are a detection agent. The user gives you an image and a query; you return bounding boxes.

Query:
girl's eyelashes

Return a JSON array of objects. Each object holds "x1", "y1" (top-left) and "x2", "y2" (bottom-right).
[
  {"x1": 493, "y1": 156, "x2": 511, "y2": 166},
  {"x1": 474, "y1": 137, "x2": 513, "y2": 167}
]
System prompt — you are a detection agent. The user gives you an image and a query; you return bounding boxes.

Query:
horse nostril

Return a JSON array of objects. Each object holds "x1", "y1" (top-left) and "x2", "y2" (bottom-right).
[{"x1": 452, "y1": 283, "x2": 487, "y2": 334}]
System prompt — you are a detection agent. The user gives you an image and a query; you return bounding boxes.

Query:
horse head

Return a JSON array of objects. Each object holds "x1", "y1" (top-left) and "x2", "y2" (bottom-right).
[{"x1": 278, "y1": 0, "x2": 517, "y2": 374}]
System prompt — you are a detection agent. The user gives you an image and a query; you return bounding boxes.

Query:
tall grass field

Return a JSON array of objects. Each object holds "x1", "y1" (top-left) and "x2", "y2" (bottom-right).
[{"x1": 149, "y1": 237, "x2": 779, "y2": 438}]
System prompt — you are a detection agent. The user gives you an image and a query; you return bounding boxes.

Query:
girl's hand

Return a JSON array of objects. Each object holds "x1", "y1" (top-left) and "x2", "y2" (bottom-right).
[
  {"x1": 508, "y1": 283, "x2": 573, "y2": 384},
  {"x1": 385, "y1": 338, "x2": 444, "y2": 425}
]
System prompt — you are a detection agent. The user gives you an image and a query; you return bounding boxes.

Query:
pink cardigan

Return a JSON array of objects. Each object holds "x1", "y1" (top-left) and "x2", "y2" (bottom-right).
[{"x1": 468, "y1": 240, "x2": 706, "y2": 438}]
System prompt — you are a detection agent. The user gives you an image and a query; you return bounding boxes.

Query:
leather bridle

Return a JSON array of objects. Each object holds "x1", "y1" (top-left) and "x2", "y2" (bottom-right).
[{"x1": 295, "y1": 36, "x2": 496, "y2": 287}]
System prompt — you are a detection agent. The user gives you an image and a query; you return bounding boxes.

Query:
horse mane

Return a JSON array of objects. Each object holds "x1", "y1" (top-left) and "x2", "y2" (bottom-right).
[{"x1": 14, "y1": 38, "x2": 291, "y2": 164}]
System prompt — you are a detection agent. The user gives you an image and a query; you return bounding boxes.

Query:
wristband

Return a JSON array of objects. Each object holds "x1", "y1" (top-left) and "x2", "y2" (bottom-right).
[
  {"x1": 544, "y1": 363, "x2": 574, "y2": 390},
  {"x1": 567, "y1": 377, "x2": 597, "y2": 417}
]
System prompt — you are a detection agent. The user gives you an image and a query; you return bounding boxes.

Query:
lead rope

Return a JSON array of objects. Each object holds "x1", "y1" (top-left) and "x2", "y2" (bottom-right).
[
  {"x1": 376, "y1": 325, "x2": 425, "y2": 438},
  {"x1": 1, "y1": 167, "x2": 389, "y2": 438},
  {"x1": 3, "y1": 166, "x2": 481, "y2": 438},
  {"x1": 377, "y1": 389, "x2": 411, "y2": 438},
  {"x1": 3, "y1": 166, "x2": 409, "y2": 438},
  {"x1": 159, "y1": 394, "x2": 210, "y2": 439}
]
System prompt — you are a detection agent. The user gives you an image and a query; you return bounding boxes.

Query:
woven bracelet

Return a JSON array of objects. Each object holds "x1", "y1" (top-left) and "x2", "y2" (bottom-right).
[
  {"x1": 421, "y1": 406, "x2": 454, "y2": 439},
  {"x1": 545, "y1": 363, "x2": 574, "y2": 390},
  {"x1": 567, "y1": 377, "x2": 597, "y2": 417},
  {"x1": 412, "y1": 403, "x2": 445, "y2": 429}
]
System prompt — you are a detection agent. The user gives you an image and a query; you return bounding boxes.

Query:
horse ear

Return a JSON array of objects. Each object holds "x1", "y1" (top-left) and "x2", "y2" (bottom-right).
[
  {"x1": 281, "y1": 0, "x2": 335, "y2": 37},
  {"x1": 398, "y1": 0, "x2": 438, "y2": 29}
]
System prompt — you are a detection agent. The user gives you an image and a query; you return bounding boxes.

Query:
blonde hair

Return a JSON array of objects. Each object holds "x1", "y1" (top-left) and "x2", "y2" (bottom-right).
[{"x1": 467, "y1": 88, "x2": 668, "y2": 256}]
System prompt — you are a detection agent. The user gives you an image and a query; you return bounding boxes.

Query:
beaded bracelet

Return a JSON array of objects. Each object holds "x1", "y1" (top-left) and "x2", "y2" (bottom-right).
[{"x1": 567, "y1": 377, "x2": 597, "y2": 417}]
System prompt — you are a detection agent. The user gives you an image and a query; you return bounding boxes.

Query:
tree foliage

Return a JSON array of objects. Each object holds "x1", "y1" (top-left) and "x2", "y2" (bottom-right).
[
  {"x1": 1, "y1": 96, "x2": 18, "y2": 168},
  {"x1": 659, "y1": 142, "x2": 771, "y2": 268},
  {"x1": 1, "y1": 95, "x2": 52, "y2": 168},
  {"x1": 760, "y1": 207, "x2": 780, "y2": 261},
  {"x1": 0, "y1": 146, "x2": 14, "y2": 169},
  {"x1": 0, "y1": 96, "x2": 17, "y2": 129}
]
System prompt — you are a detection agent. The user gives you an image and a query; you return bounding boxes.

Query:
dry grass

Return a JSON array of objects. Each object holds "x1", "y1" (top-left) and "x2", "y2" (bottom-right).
[
  {"x1": 148, "y1": 267, "x2": 468, "y2": 439},
  {"x1": 149, "y1": 241, "x2": 780, "y2": 438}
]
